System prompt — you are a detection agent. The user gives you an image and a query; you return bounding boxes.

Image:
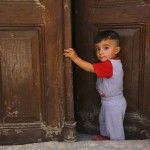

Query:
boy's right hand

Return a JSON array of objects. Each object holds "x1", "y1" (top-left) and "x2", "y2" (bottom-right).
[{"x1": 64, "y1": 48, "x2": 78, "y2": 61}]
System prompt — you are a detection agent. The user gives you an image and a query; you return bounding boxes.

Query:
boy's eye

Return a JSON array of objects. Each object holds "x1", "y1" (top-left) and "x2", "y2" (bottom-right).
[
  {"x1": 103, "y1": 46, "x2": 109, "y2": 50},
  {"x1": 95, "y1": 47, "x2": 100, "y2": 51}
]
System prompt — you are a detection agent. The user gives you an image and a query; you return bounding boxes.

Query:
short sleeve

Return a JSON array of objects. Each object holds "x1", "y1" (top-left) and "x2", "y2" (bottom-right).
[{"x1": 93, "y1": 60, "x2": 113, "y2": 78}]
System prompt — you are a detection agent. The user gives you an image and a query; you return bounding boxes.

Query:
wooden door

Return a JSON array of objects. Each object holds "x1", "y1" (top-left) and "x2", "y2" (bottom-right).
[
  {"x1": 0, "y1": 0, "x2": 75, "y2": 144},
  {"x1": 73, "y1": 0, "x2": 150, "y2": 139}
]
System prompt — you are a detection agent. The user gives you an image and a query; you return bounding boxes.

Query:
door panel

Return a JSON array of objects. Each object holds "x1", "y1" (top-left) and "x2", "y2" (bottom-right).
[
  {"x1": 74, "y1": 0, "x2": 150, "y2": 139},
  {"x1": 0, "y1": 0, "x2": 68, "y2": 144},
  {"x1": 0, "y1": 27, "x2": 42, "y2": 123},
  {"x1": 93, "y1": 25, "x2": 144, "y2": 114}
]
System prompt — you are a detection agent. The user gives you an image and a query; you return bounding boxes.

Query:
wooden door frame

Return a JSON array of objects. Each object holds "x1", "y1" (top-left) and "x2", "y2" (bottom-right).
[{"x1": 63, "y1": 0, "x2": 77, "y2": 142}]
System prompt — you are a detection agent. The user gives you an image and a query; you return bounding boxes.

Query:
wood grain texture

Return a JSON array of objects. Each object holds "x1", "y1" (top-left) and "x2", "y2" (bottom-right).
[
  {"x1": 0, "y1": 0, "x2": 67, "y2": 144},
  {"x1": 94, "y1": 0, "x2": 149, "y2": 7},
  {"x1": 73, "y1": 0, "x2": 150, "y2": 139}
]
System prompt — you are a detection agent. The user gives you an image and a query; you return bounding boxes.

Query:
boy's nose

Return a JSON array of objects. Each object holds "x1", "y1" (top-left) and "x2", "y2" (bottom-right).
[{"x1": 99, "y1": 50, "x2": 103, "y2": 54}]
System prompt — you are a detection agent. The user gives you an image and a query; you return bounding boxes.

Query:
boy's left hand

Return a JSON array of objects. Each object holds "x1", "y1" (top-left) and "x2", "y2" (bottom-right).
[{"x1": 64, "y1": 48, "x2": 78, "y2": 61}]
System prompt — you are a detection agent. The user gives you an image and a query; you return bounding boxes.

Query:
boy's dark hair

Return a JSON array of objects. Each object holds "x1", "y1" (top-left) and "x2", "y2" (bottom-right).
[{"x1": 94, "y1": 30, "x2": 120, "y2": 46}]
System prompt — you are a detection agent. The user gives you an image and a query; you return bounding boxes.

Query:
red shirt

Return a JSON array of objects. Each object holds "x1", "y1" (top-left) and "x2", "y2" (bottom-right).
[{"x1": 93, "y1": 58, "x2": 120, "y2": 78}]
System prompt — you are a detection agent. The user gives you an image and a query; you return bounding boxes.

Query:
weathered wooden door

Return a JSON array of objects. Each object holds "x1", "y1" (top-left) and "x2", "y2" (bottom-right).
[
  {"x1": 73, "y1": 0, "x2": 150, "y2": 139},
  {"x1": 0, "y1": 0, "x2": 76, "y2": 144}
]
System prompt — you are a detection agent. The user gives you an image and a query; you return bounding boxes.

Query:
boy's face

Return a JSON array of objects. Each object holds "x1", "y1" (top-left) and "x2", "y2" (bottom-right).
[{"x1": 95, "y1": 39, "x2": 120, "y2": 62}]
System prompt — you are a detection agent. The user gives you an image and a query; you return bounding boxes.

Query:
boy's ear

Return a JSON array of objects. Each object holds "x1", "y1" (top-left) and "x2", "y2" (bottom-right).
[{"x1": 115, "y1": 46, "x2": 120, "y2": 54}]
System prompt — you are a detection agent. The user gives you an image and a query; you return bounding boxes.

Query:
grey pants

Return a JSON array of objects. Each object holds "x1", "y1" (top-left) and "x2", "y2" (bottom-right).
[{"x1": 99, "y1": 94, "x2": 127, "y2": 140}]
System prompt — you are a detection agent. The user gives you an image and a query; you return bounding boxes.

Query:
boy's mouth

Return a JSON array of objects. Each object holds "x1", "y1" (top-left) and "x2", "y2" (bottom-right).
[{"x1": 100, "y1": 56, "x2": 105, "y2": 59}]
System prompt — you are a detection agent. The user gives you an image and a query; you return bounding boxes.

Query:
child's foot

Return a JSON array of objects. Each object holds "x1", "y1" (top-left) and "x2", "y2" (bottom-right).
[{"x1": 92, "y1": 135, "x2": 109, "y2": 141}]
